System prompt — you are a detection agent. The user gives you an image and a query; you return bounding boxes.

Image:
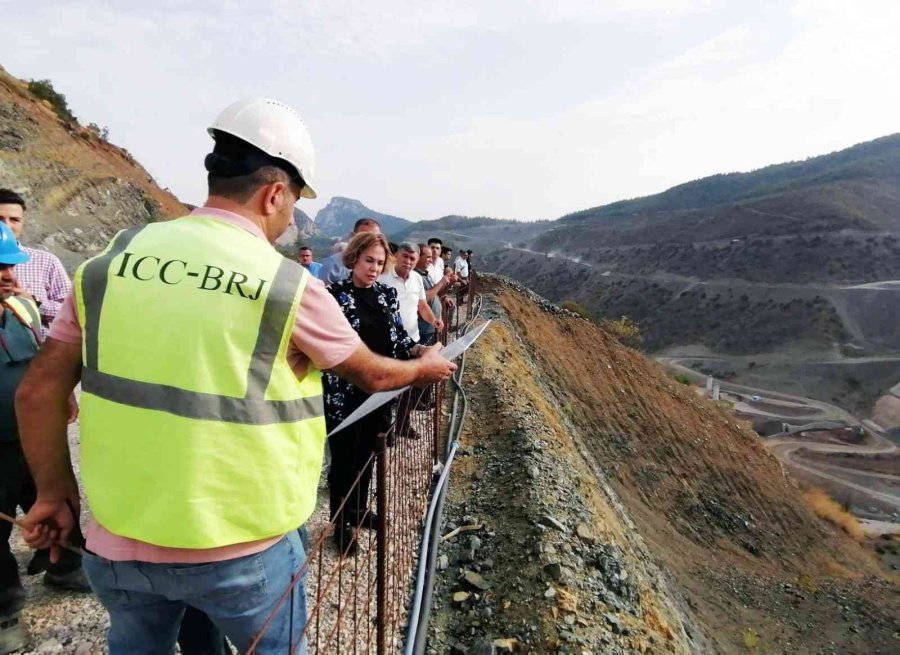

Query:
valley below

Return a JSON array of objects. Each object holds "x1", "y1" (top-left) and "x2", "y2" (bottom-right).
[{"x1": 658, "y1": 358, "x2": 900, "y2": 533}]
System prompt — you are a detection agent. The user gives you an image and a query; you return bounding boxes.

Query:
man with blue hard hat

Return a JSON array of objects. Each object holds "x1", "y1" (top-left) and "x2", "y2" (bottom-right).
[{"x1": 0, "y1": 223, "x2": 85, "y2": 655}]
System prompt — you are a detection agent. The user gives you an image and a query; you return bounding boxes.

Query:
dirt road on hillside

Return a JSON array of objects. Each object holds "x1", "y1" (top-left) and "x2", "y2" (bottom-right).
[
  {"x1": 658, "y1": 358, "x2": 854, "y2": 422},
  {"x1": 767, "y1": 436, "x2": 899, "y2": 513},
  {"x1": 660, "y1": 358, "x2": 900, "y2": 527}
]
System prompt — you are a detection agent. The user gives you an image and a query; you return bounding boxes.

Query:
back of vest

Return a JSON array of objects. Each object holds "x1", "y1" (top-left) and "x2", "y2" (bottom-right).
[
  {"x1": 0, "y1": 306, "x2": 39, "y2": 442},
  {"x1": 74, "y1": 216, "x2": 326, "y2": 548}
]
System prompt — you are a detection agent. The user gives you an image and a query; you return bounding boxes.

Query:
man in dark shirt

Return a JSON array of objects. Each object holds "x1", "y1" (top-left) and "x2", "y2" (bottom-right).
[
  {"x1": 0, "y1": 224, "x2": 86, "y2": 652},
  {"x1": 414, "y1": 244, "x2": 452, "y2": 346}
]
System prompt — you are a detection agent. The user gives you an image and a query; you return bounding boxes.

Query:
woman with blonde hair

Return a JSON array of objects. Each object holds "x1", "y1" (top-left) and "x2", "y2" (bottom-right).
[{"x1": 324, "y1": 232, "x2": 427, "y2": 553}]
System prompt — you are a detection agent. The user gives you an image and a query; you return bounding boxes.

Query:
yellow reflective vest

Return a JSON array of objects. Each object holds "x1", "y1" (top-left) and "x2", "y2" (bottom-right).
[
  {"x1": 74, "y1": 215, "x2": 325, "y2": 548},
  {"x1": 4, "y1": 296, "x2": 42, "y2": 341}
]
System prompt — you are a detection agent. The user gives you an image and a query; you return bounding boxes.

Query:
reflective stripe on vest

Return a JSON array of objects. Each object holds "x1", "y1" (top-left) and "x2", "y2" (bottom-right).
[
  {"x1": 79, "y1": 227, "x2": 322, "y2": 424},
  {"x1": 74, "y1": 216, "x2": 326, "y2": 548},
  {"x1": 4, "y1": 296, "x2": 42, "y2": 344}
]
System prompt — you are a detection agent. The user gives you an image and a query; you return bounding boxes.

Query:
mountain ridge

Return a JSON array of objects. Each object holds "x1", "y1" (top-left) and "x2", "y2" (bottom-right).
[
  {"x1": 560, "y1": 132, "x2": 900, "y2": 223},
  {"x1": 313, "y1": 196, "x2": 412, "y2": 237}
]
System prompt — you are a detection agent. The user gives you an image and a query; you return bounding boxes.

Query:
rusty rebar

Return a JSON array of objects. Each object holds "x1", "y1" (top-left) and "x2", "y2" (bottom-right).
[
  {"x1": 376, "y1": 430, "x2": 388, "y2": 655},
  {"x1": 248, "y1": 308, "x2": 468, "y2": 654}
]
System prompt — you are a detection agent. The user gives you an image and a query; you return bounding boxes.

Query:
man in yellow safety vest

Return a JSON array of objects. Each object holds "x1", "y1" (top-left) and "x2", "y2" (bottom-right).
[{"x1": 15, "y1": 98, "x2": 456, "y2": 654}]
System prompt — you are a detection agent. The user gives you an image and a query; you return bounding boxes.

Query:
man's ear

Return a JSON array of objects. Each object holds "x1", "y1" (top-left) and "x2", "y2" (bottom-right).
[{"x1": 260, "y1": 182, "x2": 288, "y2": 217}]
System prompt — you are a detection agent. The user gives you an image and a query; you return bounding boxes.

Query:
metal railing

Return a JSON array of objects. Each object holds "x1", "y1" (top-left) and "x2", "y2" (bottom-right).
[{"x1": 247, "y1": 273, "x2": 477, "y2": 654}]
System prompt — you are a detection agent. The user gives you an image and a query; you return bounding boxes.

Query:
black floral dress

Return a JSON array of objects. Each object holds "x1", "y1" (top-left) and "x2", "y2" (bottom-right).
[
  {"x1": 323, "y1": 279, "x2": 417, "y2": 526},
  {"x1": 323, "y1": 279, "x2": 417, "y2": 428}
]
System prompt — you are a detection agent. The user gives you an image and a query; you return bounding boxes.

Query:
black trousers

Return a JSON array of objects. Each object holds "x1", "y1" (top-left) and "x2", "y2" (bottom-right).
[
  {"x1": 177, "y1": 606, "x2": 231, "y2": 655},
  {"x1": 327, "y1": 406, "x2": 391, "y2": 526},
  {"x1": 0, "y1": 441, "x2": 83, "y2": 590}
]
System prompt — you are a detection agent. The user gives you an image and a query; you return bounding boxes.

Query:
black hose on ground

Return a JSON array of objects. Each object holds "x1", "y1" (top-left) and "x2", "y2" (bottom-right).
[{"x1": 404, "y1": 295, "x2": 481, "y2": 654}]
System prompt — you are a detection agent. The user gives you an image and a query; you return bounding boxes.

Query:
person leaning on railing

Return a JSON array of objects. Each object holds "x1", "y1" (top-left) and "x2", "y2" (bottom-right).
[
  {"x1": 414, "y1": 243, "x2": 454, "y2": 347},
  {"x1": 323, "y1": 232, "x2": 439, "y2": 555},
  {"x1": 13, "y1": 98, "x2": 456, "y2": 655}
]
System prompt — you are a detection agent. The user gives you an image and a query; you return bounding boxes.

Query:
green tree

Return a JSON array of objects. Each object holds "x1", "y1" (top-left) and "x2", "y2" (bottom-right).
[
  {"x1": 27, "y1": 79, "x2": 76, "y2": 123},
  {"x1": 599, "y1": 316, "x2": 643, "y2": 349},
  {"x1": 87, "y1": 122, "x2": 110, "y2": 141}
]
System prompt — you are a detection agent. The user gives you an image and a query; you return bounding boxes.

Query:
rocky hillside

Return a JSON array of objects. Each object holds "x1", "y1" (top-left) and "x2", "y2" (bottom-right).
[
  {"x1": 0, "y1": 66, "x2": 186, "y2": 271},
  {"x1": 457, "y1": 135, "x2": 900, "y2": 414},
  {"x1": 313, "y1": 196, "x2": 411, "y2": 238},
  {"x1": 482, "y1": 250, "x2": 853, "y2": 353},
  {"x1": 429, "y1": 276, "x2": 897, "y2": 654},
  {"x1": 274, "y1": 207, "x2": 315, "y2": 247}
]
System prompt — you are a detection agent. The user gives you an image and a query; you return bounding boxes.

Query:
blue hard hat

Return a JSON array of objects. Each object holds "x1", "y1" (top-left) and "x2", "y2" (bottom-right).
[{"x1": 0, "y1": 223, "x2": 29, "y2": 265}]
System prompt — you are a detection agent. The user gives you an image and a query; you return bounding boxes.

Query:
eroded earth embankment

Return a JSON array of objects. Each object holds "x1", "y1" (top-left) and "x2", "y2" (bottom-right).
[{"x1": 428, "y1": 276, "x2": 897, "y2": 654}]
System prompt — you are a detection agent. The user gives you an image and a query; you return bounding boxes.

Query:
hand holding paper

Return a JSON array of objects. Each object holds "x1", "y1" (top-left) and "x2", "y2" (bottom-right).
[{"x1": 327, "y1": 320, "x2": 491, "y2": 437}]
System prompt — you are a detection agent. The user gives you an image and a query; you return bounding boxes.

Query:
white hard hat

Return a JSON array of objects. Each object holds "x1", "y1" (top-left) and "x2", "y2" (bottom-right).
[{"x1": 209, "y1": 98, "x2": 317, "y2": 199}]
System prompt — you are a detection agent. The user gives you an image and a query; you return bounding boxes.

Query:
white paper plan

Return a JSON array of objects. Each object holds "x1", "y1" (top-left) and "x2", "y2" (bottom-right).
[{"x1": 326, "y1": 320, "x2": 491, "y2": 437}]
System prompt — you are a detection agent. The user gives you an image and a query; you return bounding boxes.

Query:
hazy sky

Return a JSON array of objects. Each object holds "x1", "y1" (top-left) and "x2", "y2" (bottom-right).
[{"x1": 5, "y1": 1, "x2": 900, "y2": 221}]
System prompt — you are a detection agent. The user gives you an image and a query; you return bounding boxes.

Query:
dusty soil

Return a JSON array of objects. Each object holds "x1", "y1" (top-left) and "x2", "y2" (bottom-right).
[
  {"x1": 429, "y1": 276, "x2": 899, "y2": 654},
  {"x1": 428, "y1": 299, "x2": 699, "y2": 654}
]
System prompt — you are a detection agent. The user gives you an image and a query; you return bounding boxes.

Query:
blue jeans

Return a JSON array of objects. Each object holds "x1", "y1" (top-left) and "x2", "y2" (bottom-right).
[{"x1": 82, "y1": 530, "x2": 307, "y2": 655}]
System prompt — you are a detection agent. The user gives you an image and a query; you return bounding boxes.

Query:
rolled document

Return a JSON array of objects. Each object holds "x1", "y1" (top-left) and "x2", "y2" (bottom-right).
[{"x1": 326, "y1": 320, "x2": 491, "y2": 437}]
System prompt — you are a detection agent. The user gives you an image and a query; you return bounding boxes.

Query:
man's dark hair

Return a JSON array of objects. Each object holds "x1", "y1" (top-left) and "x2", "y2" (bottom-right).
[
  {"x1": 206, "y1": 132, "x2": 303, "y2": 201},
  {"x1": 0, "y1": 189, "x2": 26, "y2": 210},
  {"x1": 428, "y1": 237, "x2": 442, "y2": 246},
  {"x1": 353, "y1": 217, "x2": 381, "y2": 233},
  {"x1": 441, "y1": 246, "x2": 452, "y2": 255},
  {"x1": 466, "y1": 250, "x2": 473, "y2": 255},
  {"x1": 298, "y1": 245, "x2": 312, "y2": 253}
]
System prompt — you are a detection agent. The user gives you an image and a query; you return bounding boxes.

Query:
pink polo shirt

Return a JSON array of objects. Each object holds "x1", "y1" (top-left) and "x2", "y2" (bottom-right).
[{"x1": 50, "y1": 208, "x2": 361, "y2": 563}]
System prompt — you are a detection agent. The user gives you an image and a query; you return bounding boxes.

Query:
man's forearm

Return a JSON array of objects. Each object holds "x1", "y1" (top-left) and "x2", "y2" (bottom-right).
[
  {"x1": 328, "y1": 343, "x2": 428, "y2": 394},
  {"x1": 424, "y1": 277, "x2": 447, "y2": 302},
  {"x1": 16, "y1": 340, "x2": 82, "y2": 497},
  {"x1": 424, "y1": 284, "x2": 441, "y2": 303},
  {"x1": 418, "y1": 300, "x2": 438, "y2": 327}
]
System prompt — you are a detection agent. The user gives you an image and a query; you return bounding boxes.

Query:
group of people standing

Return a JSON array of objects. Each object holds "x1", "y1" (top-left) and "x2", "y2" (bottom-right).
[
  {"x1": 296, "y1": 225, "x2": 467, "y2": 556},
  {"x1": 0, "y1": 98, "x2": 457, "y2": 654}
]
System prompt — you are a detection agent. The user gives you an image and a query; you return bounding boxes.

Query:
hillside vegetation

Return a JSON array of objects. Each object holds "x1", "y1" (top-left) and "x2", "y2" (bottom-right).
[
  {"x1": 473, "y1": 134, "x2": 900, "y2": 413},
  {"x1": 0, "y1": 65, "x2": 185, "y2": 270},
  {"x1": 560, "y1": 133, "x2": 900, "y2": 225}
]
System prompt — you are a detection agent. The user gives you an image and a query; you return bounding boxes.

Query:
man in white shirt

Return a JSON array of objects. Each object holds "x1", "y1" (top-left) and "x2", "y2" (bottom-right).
[
  {"x1": 379, "y1": 242, "x2": 444, "y2": 441},
  {"x1": 454, "y1": 251, "x2": 470, "y2": 280},
  {"x1": 378, "y1": 242, "x2": 442, "y2": 342},
  {"x1": 426, "y1": 238, "x2": 446, "y2": 286}
]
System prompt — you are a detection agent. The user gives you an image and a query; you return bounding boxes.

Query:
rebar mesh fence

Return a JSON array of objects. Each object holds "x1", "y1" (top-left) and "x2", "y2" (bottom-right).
[{"x1": 246, "y1": 279, "x2": 475, "y2": 655}]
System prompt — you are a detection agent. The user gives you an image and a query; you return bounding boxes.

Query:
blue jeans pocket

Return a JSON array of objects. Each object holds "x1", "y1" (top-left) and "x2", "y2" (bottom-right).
[
  {"x1": 81, "y1": 551, "x2": 130, "y2": 606},
  {"x1": 170, "y1": 553, "x2": 268, "y2": 615}
]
